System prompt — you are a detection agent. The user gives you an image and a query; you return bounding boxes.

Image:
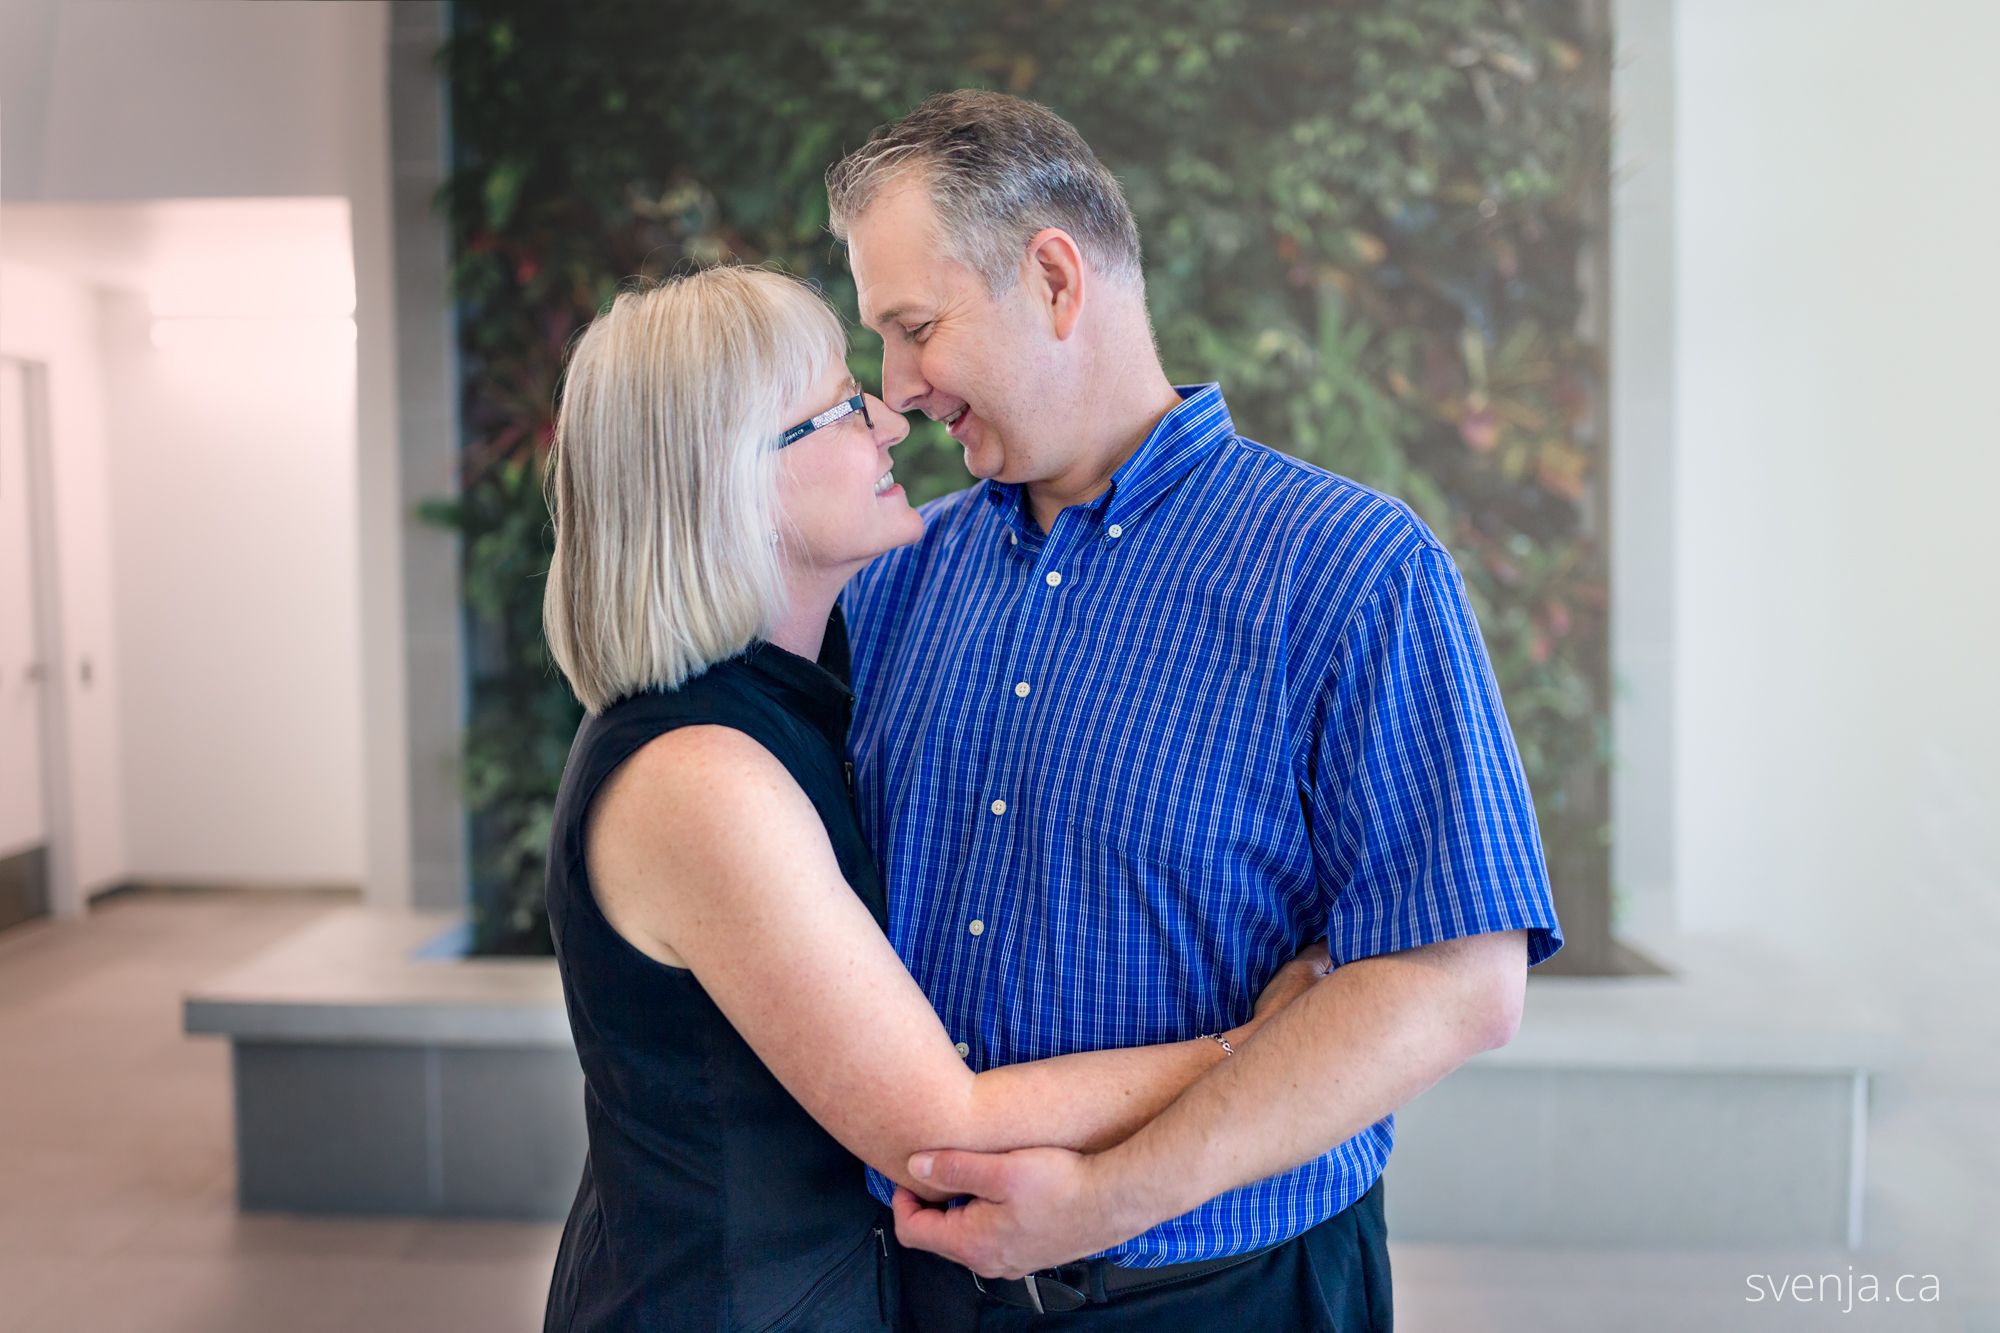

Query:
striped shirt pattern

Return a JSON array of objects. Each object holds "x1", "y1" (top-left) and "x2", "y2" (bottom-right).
[{"x1": 842, "y1": 384, "x2": 1562, "y2": 1265}]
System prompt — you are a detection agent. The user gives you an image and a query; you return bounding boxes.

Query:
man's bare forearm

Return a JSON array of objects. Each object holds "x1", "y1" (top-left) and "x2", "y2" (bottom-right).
[{"x1": 1086, "y1": 931, "x2": 1527, "y2": 1236}]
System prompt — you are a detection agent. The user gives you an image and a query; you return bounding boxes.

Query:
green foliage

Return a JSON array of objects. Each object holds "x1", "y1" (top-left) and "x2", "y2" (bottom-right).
[{"x1": 439, "y1": 0, "x2": 1614, "y2": 961}]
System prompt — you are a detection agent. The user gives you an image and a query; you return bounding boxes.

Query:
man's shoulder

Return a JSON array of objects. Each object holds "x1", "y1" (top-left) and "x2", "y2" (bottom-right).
[
  {"x1": 1203, "y1": 435, "x2": 1439, "y2": 583},
  {"x1": 1195, "y1": 437, "x2": 1462, "y2": 712}
]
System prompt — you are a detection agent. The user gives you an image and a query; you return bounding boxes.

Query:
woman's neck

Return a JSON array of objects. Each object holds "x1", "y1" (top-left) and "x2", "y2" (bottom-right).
[{"x1": 765, "y1": 565, "x2": 849, "y2": 661}]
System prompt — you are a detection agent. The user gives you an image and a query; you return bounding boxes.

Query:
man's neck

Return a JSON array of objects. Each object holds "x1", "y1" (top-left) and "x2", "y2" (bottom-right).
[{"x1": 1024, "y1": 372, "x2": 1184, "y2": 535}]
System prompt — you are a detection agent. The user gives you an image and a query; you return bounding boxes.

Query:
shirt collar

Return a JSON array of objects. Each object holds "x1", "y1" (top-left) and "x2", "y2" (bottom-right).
[{"x1": 980, "y1": 383, "x2": 1235, "y2": 537}]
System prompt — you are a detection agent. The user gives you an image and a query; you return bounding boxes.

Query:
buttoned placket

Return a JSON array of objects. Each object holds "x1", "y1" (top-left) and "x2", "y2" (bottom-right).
[
  {"x1": 948, "y1": 500, "x2": 1108, "y2": 1065},
  {"x1": 860, "y1": 388, "x2": 1266, "y2": 1233}
]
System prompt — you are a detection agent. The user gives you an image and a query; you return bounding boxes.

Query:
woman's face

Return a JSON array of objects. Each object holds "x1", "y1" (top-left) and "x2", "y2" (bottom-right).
[{"x1": 773, "y1": 365, "x2": 922, "y2": 577}]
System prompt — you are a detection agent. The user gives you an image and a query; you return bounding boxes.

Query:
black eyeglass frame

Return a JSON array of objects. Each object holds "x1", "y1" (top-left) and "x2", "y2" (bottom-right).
[{"x1": 778, "y1": 393, "x2": 873, "y2": 449}]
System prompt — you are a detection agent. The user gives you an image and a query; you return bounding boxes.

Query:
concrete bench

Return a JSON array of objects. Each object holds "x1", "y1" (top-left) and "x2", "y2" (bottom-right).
[
  {"x1": 184, "y1": 909, "x2": 585, "y2": 1218},
  {"x1": 187, "y1": 911, "x2": 1883, "y2": 1245}
]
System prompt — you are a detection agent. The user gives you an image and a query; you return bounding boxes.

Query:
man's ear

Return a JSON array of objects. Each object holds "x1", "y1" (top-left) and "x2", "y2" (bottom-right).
[{"x1": 1025, "y1": 228, "x2": 1086, "y2": 341}]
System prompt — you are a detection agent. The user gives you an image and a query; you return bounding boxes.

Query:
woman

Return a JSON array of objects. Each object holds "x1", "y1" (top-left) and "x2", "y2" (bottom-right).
[{"x1": 539, "y1": 266, "x2": 1325, "y2": 1332}]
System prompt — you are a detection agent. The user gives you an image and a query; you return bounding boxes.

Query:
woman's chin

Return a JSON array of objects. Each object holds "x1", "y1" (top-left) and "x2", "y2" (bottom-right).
[{"x1": 877, "y1": 507, "x2": 925, "y2": 555}]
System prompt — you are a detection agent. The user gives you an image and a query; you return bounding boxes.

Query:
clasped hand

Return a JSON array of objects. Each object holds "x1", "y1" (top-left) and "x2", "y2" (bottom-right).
[
  {"x1": 890, "y1": 938, "x2": 1333, "y2": 1278},
  {"x1": 890, "y1": 1146, "x2": 1111, "y2": 1280}
]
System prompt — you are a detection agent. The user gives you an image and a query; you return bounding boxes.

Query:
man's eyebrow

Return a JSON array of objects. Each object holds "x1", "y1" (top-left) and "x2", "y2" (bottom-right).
[{"x1": 865, "y1": 304, "x2": 922, "y2": 330}]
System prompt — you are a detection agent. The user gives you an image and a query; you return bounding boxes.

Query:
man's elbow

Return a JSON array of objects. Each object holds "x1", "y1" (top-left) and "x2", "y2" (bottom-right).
[
  {"x1": 1463, "y1": 930, "x2": 1528, "y2": 1053},
  {"x1": 1475, "y1": 976, "x2": 1525, "y2": 1051}
]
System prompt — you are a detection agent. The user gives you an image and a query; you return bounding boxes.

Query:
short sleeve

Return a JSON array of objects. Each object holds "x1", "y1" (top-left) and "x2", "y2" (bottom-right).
[{"x1": 1304, "y1": 545, "x2": 1563, "y2": 967}]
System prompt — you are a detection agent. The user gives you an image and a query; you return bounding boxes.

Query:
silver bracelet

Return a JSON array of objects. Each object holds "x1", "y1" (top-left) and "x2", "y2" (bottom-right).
[{"x1": 1200, "y1": 1032, "x2": 1234, "y2": 1056}]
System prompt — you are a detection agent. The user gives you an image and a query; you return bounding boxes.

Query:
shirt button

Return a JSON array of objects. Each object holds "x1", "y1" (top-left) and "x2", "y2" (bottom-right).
[
  {"x1": 1013, "y1": 681, "x2": 1031, "y2": 698},
  {"x1": 955, "y1": 1041, "x2": 970, "y2": 1058},
  {"x1": 1044, "y1": 571, "x2": 1063, "y2": 588},
  {"x1": 989, "y1": 799, "x2": 1007, "y2": 816},
  {"x1": 1009, "y1": 533, "x2": 1018, "y2": 546},
  {"x1": 968, "y1": 919, "x2": 985, "y2": 937},
  {"x1": 1107, "y1": 524, "x2": 1123, "y2": 539}
]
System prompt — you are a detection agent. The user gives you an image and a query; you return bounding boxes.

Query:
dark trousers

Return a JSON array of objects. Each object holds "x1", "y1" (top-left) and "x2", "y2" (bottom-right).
[{"x1": 897, "y1": 1176, "x2": 1391, "y2": 1332}]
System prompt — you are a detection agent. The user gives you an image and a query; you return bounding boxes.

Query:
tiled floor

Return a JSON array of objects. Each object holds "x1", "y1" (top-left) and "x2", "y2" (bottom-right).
[
  {"x1": 0, "y1": 892, "x2": 559, "y2": 1333},
  {"x1": 1, "y1": 892, "x2": 1993, "y2": 1332}
]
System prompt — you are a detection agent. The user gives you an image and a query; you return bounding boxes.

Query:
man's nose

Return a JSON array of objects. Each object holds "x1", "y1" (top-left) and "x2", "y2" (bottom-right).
[{"x1": 880, "y1": 344, "x2": 929, "y2": 415}]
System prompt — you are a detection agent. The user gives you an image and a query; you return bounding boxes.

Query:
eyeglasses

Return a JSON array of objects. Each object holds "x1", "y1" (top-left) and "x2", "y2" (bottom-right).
[{"x1": 778, "y1": 393, "x2": 873, "y2": 449}]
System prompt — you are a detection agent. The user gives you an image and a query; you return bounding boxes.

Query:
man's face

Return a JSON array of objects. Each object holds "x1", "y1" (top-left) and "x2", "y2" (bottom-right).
[{"x1": 847, "y1": 185, "x2": 1059, "y2": 485}]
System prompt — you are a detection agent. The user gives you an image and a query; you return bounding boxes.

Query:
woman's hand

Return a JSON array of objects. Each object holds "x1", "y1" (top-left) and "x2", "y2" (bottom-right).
[{"x1": 1242, "y1": 937, "x2": 1333, "y2": 1034}]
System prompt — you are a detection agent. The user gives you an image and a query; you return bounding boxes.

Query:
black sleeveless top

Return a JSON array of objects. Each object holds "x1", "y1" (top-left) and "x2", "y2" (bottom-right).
[{"x1": 542, "y1": 613, "x2": 896, "y2": 1333}]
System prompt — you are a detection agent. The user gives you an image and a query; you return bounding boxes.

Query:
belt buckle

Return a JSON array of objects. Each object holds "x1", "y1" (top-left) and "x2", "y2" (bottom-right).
[{"x1": 973, "y1": 1270, "x2": 1089, "y2": 1314}]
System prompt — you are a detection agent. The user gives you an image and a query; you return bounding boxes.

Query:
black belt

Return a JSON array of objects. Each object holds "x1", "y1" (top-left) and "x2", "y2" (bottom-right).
[{"x1": 970, "y1": 1244, "x2": 1274, "y2": 1314}]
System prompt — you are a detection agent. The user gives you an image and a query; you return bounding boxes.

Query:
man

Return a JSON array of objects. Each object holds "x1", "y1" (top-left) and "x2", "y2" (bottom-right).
[{"x1": 831, "y1": 90, "x2": 1562, "y2": 1330}]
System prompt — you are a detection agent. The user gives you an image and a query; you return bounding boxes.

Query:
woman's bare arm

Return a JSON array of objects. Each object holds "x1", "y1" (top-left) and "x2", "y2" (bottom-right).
[{"x1": 586, "y1": 725, "x2": 1317, "y2": 1198}]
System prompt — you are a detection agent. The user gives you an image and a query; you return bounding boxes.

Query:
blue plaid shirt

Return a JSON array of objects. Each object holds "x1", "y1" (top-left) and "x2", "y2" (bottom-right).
[{"x1": 843, "y1": 384, "x2": 1562, "y2": 1265}]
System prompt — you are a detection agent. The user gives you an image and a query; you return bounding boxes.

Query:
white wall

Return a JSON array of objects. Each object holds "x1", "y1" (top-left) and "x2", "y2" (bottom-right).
[
  {"x1": 96, "y1": 239, "x2": 366, "y2": 886},
  {"x1": 1609, "y1": 0, "x2": 1677, "y2": 939},
  {"x1": 103, "y1": 300, "x2": 365, "y2": 884},
  {"x1": 1671, "y1": 0, "x2": 2000, "y2": 974},
  {"x1": 0, "y1": 263, "x2": 127, "y2": 908},
  {"x1": 341, "y1": 6, "x2": 417, "y2": 911},
  {"x1": 1, "y1": 1, "x2": 409, "y2": 901},
  {"x1": 1659, "y1": 5, "x2": 2000, "y2": 1279}
]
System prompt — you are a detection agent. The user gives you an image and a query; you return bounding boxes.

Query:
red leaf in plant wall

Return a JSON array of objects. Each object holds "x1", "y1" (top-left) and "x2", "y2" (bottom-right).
[{"x1": 1460, "y1": 406, "x2": 1500, "y2": 452}]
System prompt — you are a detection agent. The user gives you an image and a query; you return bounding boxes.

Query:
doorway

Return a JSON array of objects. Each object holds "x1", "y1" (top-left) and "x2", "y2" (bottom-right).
[{"x1": 0, "y1": 357, "x2": 64, "y2": 933}]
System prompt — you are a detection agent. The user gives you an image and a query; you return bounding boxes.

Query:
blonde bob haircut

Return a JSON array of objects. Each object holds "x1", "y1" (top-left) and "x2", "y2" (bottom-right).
[{"x1": 543, "y1": 265, "x2": 847, "y2": 714}]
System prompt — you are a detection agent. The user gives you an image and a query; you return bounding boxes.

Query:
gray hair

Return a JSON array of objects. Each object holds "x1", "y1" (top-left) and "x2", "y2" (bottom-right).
[
  {"x1": 542, "y1": 266, "x2": 846, "y2": 714},
  {"x1": 826, "y1": 89, "x2": 1143, "y2": 292}
]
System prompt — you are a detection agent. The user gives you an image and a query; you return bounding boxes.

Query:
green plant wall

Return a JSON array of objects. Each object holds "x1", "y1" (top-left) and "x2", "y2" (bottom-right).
[{"x1": 436, "y1": 0, "x2": 1615, "y2": 970}]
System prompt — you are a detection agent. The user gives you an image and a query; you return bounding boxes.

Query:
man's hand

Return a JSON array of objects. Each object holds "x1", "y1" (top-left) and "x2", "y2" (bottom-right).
[
  {"x1": 1250, "y1": 936, "x2": 1333, "y2": 1023},
  {"x1": 889, "y1": 1147, "x2": 1135, "y2": 1279}
]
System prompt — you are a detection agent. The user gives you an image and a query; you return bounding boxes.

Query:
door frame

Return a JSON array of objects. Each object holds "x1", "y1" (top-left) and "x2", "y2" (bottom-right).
[{"x1": 0, "y1": 355, "x2": 78, "y2": 922}]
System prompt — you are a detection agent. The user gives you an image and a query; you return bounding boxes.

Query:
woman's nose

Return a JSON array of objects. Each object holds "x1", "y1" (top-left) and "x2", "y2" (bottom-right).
[{"x1": 870, "y1": 394, "x2": 909, "y2": 448}]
